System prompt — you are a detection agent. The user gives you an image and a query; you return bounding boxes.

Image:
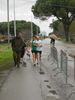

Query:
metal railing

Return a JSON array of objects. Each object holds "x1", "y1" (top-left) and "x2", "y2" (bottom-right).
[
  {"x1": 50, "y1": 46, "x2": 59, "y2": 70},
  {"x1": 60, "y1": 50, "x2": 68, "y2": 84},
  {"x1": 48, "y1": 47, "x2": 75, "y2": 99}
]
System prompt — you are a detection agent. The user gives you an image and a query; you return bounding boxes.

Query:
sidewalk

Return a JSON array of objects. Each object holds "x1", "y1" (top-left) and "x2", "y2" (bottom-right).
[{"x1": 0, "y1": 59, "x2": 42, "y2": 100}]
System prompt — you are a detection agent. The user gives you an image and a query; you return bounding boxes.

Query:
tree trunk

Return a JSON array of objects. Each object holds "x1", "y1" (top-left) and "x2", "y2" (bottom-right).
[{"x1": 63, "y1": 24, "x2": 70, "y2": 41}]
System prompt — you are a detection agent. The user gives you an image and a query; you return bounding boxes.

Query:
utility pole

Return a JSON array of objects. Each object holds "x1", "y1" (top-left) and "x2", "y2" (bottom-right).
[
  {"x1": 7, "y1": 0, "x2": 10, "y2": 45},
  {"x1": 31, "y1": 14, "x2": 33, "y2": 39},
  {"x1": 13, "y1": 0, "x2": 16, "y2": 36},
  {"x1": 31, "y1": 21, "x2": 33, "y2": 39}
]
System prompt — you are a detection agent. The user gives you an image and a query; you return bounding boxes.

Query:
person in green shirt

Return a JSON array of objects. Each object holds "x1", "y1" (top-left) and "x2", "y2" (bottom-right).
[{"x1": 31, "y1": 36, "x2": 37, "y2": 66}]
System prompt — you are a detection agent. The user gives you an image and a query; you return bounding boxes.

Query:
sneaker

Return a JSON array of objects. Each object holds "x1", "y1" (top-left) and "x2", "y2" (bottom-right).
[
  {"x1": 33, "y1": 64, "x2": 36, "y2": 66},
  {"x1": 37, "y1": 62, "x2": 38, "y2": 65}
]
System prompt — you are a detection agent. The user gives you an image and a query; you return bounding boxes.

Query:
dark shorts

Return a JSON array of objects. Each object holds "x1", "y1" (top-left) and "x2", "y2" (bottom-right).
[
  {"x1": 37, "y1": 51, "x2": 42, "y2": 54},
  {"x1": 31, "y1": 50, "x2": 37, "y2": 54}
]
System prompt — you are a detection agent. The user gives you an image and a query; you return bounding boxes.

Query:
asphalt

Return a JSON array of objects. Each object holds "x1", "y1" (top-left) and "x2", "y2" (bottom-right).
[{"x1": 0, "y1": 39, "x2": 75, "y2": 100}]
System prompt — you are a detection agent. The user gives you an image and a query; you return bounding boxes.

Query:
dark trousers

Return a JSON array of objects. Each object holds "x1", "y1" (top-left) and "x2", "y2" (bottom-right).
[{"x1": 13, "y1": 51, "x2": 21, "y2": 67}]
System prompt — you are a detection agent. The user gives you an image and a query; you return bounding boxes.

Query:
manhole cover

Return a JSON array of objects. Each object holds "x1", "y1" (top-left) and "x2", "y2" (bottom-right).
[
  {"x1": 47, "y1": 85, "x2": 51, "y2": 89},
  {"x1": 44, "y1": 80, "x2": 49, "y2": 82},
  {"x1": 39, "y1": 71, "x2": 45, "y2": 74},
  {"x1": 49, "y1": 90, "x2": 57, "y2": 95}
]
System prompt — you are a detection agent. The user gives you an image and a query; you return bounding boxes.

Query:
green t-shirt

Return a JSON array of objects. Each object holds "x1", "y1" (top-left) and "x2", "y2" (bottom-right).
[{"x1": 32, "y1": 40, "x2": 37, "y2": 51}]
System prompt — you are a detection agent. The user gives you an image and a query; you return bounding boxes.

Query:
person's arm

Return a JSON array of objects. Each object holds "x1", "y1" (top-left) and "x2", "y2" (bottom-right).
[
  {"x1": 32, "y1": 40, "x2": 37, "y2": 46},
  {"x1": 38, "y1": 40, "x2": 42, "y2": 47}
]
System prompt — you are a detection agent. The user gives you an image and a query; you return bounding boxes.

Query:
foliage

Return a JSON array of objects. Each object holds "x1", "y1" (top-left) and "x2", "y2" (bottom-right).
[
  {"x1": 0, "y1": 20, "x2": 40, "y2": 35},
  {"x1": 50, "y1": 20, "x2": 59, "y2": 32},
  {"x1": 32, "y1": 0, "x2": 75, "y2": 41}
]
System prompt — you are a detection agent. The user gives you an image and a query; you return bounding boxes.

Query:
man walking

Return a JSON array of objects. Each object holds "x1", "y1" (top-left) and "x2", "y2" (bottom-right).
[
  {"x1": 11, "y1": 32, "x2": 26, "y2": 67},
  {"x1": 50, "y1": 38, "x2": 55, "y2": 46}
]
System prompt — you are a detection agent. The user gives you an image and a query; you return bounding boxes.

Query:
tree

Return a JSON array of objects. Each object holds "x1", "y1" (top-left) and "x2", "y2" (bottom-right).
[
  {"x1": 50, "y1": 20, "x2": 59, "y2": 32},
  {"x1": 0, "y1": 20, "x2": 40, "y2": 42},
  {"x1": 32, "y1": 0, "x2": 75, "y2": 41},
  {"x1": 0, "y1": 20, "x2": 40, "y2": 35}
]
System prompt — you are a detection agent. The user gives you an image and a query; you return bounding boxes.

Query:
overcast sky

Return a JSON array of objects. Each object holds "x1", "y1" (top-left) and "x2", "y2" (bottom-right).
[{"x1": 0, "y1": 0, "x2": 54, "y2": 35}]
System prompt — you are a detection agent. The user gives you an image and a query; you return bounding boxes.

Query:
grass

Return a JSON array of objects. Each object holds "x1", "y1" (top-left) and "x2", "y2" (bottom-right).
[{"x1": 0, "y1": 43, "x2": 13, "y2": 71}]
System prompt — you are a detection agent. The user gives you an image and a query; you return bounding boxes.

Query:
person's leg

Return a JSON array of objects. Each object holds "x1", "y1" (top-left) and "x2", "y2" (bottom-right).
[
  {"x1": 32, "y1": 51, "x2": 36, "y2": 65},
  {"x1": 50, "y1": 39, "x2": 53, "y2": 46},
  {"x1": 21, "y1": 49, "x2": 25, "y2": 58},
  {"x1": 39, "y1": 51, "x2": 42, "y2": 61},
  {"x1": 13, "y1": 51, "x2": 17, "y2": 66},
  {"x1": 20, "y1": 48, "x2": 25, "y2": 64},
  {"x1": 36, "y1": 52, "x2": 39, "y2": 64},
  {"x1": 53, "y1": 40, "x2": 55, "y2": 46},
  {"x1": 36, "y1": 51, "x2": 42, "y2": 65},
  {"x1": 34, "y1": 51, "x2": 38, "y2": 64},
  {"x1": 54, "y1": 40, "x2": 55, "y2": 46},
  {"x1": 16, "y1": 52, "x2": 21, "y2": 68}
]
